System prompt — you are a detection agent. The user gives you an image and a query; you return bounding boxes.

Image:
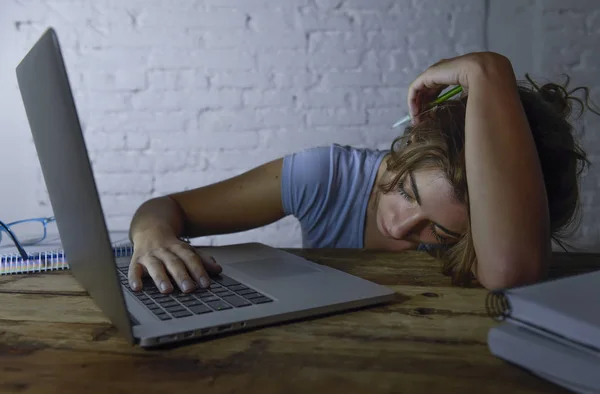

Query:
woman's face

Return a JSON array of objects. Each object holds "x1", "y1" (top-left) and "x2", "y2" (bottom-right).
[{"x1": 375, "y1": 167, "x2": 468, "y2": 246}]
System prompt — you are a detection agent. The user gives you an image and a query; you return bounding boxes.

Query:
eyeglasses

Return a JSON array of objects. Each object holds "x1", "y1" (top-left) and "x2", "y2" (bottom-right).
[{"x1": 0, "y1": 216, "x2": 56, "y2": 261}]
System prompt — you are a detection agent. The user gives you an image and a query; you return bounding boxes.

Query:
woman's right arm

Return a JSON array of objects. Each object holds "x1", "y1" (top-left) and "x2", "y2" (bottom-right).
[{"x1": 128, "y1": 158, "x2": 285, "y2": 293}]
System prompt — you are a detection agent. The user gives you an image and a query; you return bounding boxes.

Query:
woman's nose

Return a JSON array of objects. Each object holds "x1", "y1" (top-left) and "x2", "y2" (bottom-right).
[{"x1": 388, "y1": 213, "x2": 425, "y2": 241}]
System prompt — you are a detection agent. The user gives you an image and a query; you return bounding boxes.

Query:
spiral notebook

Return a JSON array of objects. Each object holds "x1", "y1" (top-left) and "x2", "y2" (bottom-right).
[
  {"x1": 0, "y1": 244, "x2": 134, "y2": 275},
  {"x1": 0, "y1": 230, "x2": 133, "y2": 275},
  {"x1": 486, "y1": 269, "x2": 600, "y2": 393}
]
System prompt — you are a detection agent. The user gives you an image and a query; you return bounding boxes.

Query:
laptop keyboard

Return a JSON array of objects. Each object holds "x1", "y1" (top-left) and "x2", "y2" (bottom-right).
[{"x1": 116, "y1": 267, "x2": 273, "y2": 321}]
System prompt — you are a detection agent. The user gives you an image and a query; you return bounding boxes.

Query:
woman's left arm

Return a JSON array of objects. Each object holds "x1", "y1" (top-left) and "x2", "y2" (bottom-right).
[
  {"x1": 408, "y1": 52, "x2": 551, "y2": 290},
  {"x1": 462, "y1": 54, "x2": 550, "y2": 289}
]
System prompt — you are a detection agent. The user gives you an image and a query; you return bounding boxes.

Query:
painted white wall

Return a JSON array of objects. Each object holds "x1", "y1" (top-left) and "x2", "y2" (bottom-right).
[{"x1": 1, "y1": 0, "x2": 599, "y2": 250}]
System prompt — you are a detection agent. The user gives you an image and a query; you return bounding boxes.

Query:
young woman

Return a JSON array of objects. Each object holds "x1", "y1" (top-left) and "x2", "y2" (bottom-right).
[{"x1": 127, "y1": 52, "x2": 596, "y2": 293}]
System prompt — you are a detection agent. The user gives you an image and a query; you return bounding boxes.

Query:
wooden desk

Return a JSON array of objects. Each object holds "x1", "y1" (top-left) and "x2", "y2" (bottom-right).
[{"x1": 0, "y1": 249, "x2": 597, "y2": 394}]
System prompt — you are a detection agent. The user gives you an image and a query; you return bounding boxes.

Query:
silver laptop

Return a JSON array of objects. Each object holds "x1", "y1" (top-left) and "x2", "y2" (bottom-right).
[{"x1": 15, "y1": 28, "x2": 396, "y2": 348}]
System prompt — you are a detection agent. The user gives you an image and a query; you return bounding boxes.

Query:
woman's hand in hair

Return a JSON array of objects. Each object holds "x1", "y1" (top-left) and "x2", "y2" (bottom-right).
[{"x1": 407, "y1": 52, "x2": 514, "y2": 125}]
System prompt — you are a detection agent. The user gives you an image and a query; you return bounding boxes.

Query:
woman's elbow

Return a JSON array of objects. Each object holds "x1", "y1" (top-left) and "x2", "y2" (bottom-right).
[{"x1": 474, "y1": 250, "x2": 549, "y2": 290}]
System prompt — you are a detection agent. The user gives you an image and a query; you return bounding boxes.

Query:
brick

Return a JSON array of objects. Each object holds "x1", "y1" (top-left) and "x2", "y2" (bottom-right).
[
  {"x1": 95, "y1": 173, "x2": 154, "y2": 194},
  {"x1": 203, "y1": 0, "x2": 310, "y2": 9},
  {"x1": 72, "y1": 48, "x2": 149, "y2": 70},
  {"x1": 91, "y1": 151, "x2": 154, "y2": 173},
  {"x1": 43, "y1": 1, "x2": 97, "y2": 23},
  {"x1": 258, "y1": 51, "x2": 308, "y2": 70},
  {"x1": 297, "y1": 7, "x2": 354, "y2": 30},
  {"x1": 139, "y1": 8, "x2": 247, "y2": 28},
  {"x1": 273, "y1": 72, "x2": 320, "y2": 88},
  {"x1": 344, "y1": 0, "x2": 394, "y2": 10},
  {"x1": 83, "y1": 131, "x2": 126, "y2": 151},
  {"x1": 366, "y1": 108, "x2": 403, "y2": 126},
  {"x1": 125, "y1": 132, "x2": 151, "y2": 150},
  {"x1": 248, "y1": 10, "x2": 295, "y2": 32},
  {"x1": 307, "y1": 109, "x2": 366, "y2": 126},
  {"x1": 149, "y1": 49, "x2": 254, "y2": 70},
  {"x1": 93, "y1": 111, "x2": 190, "y2": 133},
  {"x1": 257, "y1": 108, "x2": 304, "y2": 127},
  {"x1": 243, "y1": 89, "x2": 295, "y2": 108},
  {"x1": 367, "y1": 30, "x2": 407, "y2": 50},
  {"x1": 75, "y1": 91, "x2": 131, "y2": 113},
  {"x1": 297, "y1": 89, "x2": 348, "y2": 108},
  {"x1": 149, "y1": 132, "x2": 194, "y2": 150},
  {"x1": 308, "y1": 31, "x2": 365, "y2": 53},
  {"x1": 356, "y1": 12, "x2": 415, "y2": 31},
  {"x1": 389, "y1": 50, "x2": 416, "y2": 73},
  {"x1": 197, "y1": 109, "x2": 263, "y2": 131},
  {"x1": 147, "y1": 70, "x2": 209, "y2": 91},
  {"x1": 204, "y1": 30, "x2": 305, "y2": 50},
  {"x1": 150, "y1": 130, "x2": 260, "y2": 150},
  {"x1": 211, "y1": 71, "x2": 272, "y2": 88},
  {"x1": 309, "y1": 51, "x2": 362, "y2": 70},
  {"x1": 359, "y1": 87, "x2": 407, "y2": 108},
  {"x1": 209, "y1": 132, "x2": 256, "y2": 152},
  {"x1": 382, "y1": 70, "x2": 415, "y2": 86},
  {"x1": 131, "y1": 89, "x2": 242, "y2": 111},
  {"x1": 323, "y1": 71, "x2": 381, "y2": 87},
  {"x1": 152, "y1": 151, "x2": 209, "y2": 173},
  {"x1": 315, "y1": 0, "x2": 343, "y2": 10},
  {"x1": 98, "y1": 26, "x2": 201, "y2": 48},
  {"x1": 81, "y1": 70, "x2": 146, "y2": 92}
]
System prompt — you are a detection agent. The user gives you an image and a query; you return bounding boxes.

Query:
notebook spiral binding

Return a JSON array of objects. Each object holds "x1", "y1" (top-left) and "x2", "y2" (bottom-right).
[
  {"x1": 485, "y1": 290, "x2": 512, "y2": 321},
  {"x1": 0, "y1": 244, "x2": 134, "y2": 275}
]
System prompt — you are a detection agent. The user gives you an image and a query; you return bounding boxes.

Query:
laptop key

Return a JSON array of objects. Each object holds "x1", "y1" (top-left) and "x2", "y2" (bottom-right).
[
  {"x1": 156, "y1": 313, "x2": 172, "y2": 321},
  {"x1": 172, "y1": 310, "x2": 192, "y2": 318},
  {"x1": 251, "y1": 296, "x2": 273, "y2": 304},
  {"x1": 166, "y1": 305, "x2": 185, "y2": 313},
  {"x1": 217, "y1": 291, "x2": 235, "y2": 298},
  {"x1": 142, "y1": 299, "x2": 157, "y2": 306},
  {"x1": 199, "y1": 295, "x2": 220, "y2": 302},
  {"x1": 237, "y1": 289, "x2": 257, "y2": 296},
  {"x1": 222, "y1": 294, "x2": 251, "y2": 307},
  {"x1": 229, "y1": 284, "x2": 249, "y2": 292},
  {"x1": 182, "y1": 299, "x2": 203, "y2": 307},
  {"x1": 160, "y1": 300, "x2": 179, "y2": 308},
  {"x1": 205, "y1": 300, "x2": 233, "y2": 311},
  {"x1": 189, "y1": 304, "x2": 212, "y2": 314},
  {"x1": 243, "y1": 292, "x2": 264, "y2": 300},
  {"x1": 214, "y1": 275, "x2": 240, "y2": 287}
]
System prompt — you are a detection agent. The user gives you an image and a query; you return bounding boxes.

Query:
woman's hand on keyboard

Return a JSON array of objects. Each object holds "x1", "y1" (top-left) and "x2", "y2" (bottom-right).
[{"x1": 127, "y1": 234, "x2": 222, "y2": 294}]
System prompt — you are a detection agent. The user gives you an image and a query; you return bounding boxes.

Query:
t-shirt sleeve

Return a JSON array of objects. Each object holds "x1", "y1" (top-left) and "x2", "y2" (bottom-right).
[{"x1": 281, "y1": 146, "x2": 334, "y2": 225}]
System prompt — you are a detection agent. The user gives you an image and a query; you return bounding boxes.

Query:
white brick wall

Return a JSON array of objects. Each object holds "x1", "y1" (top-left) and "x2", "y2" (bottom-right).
[{"x1": 1, "y1": 0, "x2": 599, "y2": 250}]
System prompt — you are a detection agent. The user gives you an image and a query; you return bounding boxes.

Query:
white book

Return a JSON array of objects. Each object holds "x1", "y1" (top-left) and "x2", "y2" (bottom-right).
[
  {"x1": 488, "y1": 321, "x2": 600, "y2": 393},
  {"x1": 486, "y1": 269, "x2": 600, "y2": 352}
]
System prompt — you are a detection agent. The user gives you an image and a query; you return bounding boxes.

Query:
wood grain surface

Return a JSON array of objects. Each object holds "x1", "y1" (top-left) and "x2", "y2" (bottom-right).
[{"x1": 1, "y1": 249, "x2": 597, "y2": 394}]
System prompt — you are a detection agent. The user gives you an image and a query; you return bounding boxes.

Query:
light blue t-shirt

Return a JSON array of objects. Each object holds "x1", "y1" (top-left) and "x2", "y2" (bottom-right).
[{"x1": 280, "y1": 143, "x2": 389, "y2": 249}]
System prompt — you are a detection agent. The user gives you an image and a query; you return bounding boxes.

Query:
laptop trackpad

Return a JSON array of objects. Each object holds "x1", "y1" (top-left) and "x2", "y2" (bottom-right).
[{"x1": 228, "y1": 257, "x2": 318, "y2": 279}]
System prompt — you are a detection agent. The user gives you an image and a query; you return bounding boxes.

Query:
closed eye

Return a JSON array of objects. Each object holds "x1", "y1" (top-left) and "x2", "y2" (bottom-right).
[{"x1": 397, "y1": 181, "x2": 413, "y2": 202}]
